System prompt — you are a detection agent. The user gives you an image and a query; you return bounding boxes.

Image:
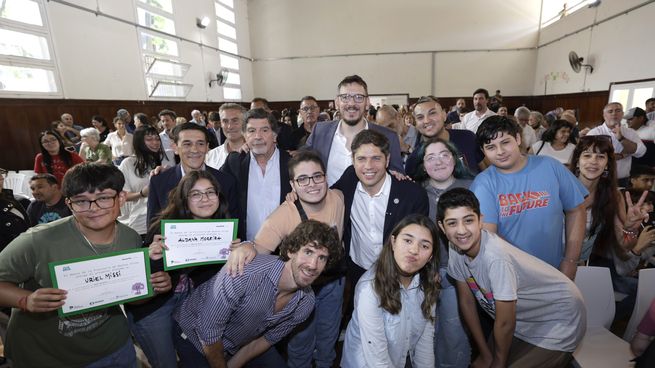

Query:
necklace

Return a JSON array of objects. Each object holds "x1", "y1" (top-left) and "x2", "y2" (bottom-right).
[{"x1": 75, "y1": 219, "x2": 117, "y2": 255}]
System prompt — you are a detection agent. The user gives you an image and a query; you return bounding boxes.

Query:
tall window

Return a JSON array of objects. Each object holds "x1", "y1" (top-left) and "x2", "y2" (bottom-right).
[
  {"x1": 215, "y1": 0, "x2": 241, "y2": 100},
  {"x1": 0, "y1": 0, "x2": 59, "y2": 94},
  {"x1": 541, "y1": 0, "x2": 596, "y2": 28},
  {"x1": 136, "y1": 0, "x2": 191, "y2": 98}
]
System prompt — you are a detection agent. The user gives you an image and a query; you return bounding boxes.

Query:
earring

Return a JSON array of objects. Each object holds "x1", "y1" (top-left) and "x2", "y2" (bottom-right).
[{"x1": 602, "y1": 168, "x2": 609, "y2": 178}]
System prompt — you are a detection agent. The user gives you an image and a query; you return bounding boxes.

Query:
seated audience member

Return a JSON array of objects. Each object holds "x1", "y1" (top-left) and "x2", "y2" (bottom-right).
[
  {"x1": 530, "y1": 119, "x2": 576, "y2": 165},
  {"x1": 118, "y1": 125, "x2": 173, "y2": 239},
  {"x1": 0, "y1": 163, "x2": 171, "y2": 368},
  {"x1": 60, "y1": 112, "x2": 84, "y2": 143},
  {"x1": 220, "y1": 108, "x2": 292, "y2": 240},
  {"x1": 342, "y1": 214, "x2": 438, "y2": 368},
  {"x1": 190, "y1": 109, "x2": 205, "y2": 127},
  {"x1": 631, "y1": 298, "x2": 655, "y2": 367},
  {"x1": 79, "y1": 127, "x2": 112, "y2": 164},
  {"x1": 26, "y1": 173, "x2": 70, "y2": 226},
  {"x1": 176, "y1": 117, "x2": 188, "y2": 125},
  {"x1": 34, "y1": 129, "x2": 84, "y2": 184},
  {"x1": 446, "y1": 98, "x2": 466, "y2": 124},
  {"x1": 630, "y1": 164, "x2": 655, "y2": 191},
  {"x1": 0, "y1": 169, "x2": 29, "y2": 251},
  {"x1": 529, "y1": 110, "x2": 547, "y2": 140},
  {"x1": 206, "y1": 103, "x2": 247, "y2": 170},
  {"x1": 134, "y1": 112, "x2": 151, "y2": 129},
  {"x1": 128, "y1": 170, "x2": 230, "y2": 368},
  {"x1": 514, "y1": 106, "x2": 537, "y2": 152},
  {"x1": 91, "y1": 115, "x2": 111, "y2": 143},
  {"x1": 414, "y1": 137, "x2": 473, "y2": 367},
  {"x1": 497, "y1": 105, "x2": 508, "y2": 117},
  {"x1": 438, "y1": 188, "x2": 586, "y2": 368},
  {"x1": 226, "y1": 150, "x2": 345, "y2": 368},
  {"x1": 117, "y1": 108, "x2": 135, "y2": 133},
  {"x1": 625, "y1": 107, "x2": 655, "y2": 141},
  {"x1": 104, "y1": 116, "x2": 134, "y2": 165},
  {"x1": 173, "y1": 220, "x2": 342, "y2": 368},
  {"x1": 51, "y1": 120, "x2": 78, "y2": 148}
]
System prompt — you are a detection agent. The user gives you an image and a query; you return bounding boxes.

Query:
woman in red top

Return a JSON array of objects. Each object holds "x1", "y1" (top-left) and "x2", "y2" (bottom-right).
[{"x1": 33, "y1": 130, "x2": 84, "y2": 183}]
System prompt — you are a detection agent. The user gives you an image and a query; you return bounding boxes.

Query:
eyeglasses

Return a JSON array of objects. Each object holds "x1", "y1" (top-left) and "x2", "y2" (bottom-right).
[
  {"x1": 188, "y1": 189, "x2": 218, "y2": 202},
  {"x1": 67, "y1": 195, "x2": 117, "y2": 212},
  {"x1": 294, "y1": 173, "x2": 326, "y2": 186},
  {"x1": 300, "y1": 106, "x2": 319, "y2": 113},
  {"x1": 337, "y1": 94, "x2": 367, "y2": 103},
  {"x1": 424, "y1": 152, "x2": 453, "y2": 164}
]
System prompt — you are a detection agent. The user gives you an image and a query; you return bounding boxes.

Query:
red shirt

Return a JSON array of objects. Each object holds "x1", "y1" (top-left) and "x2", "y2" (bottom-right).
[{"x1": 34, "y1": 152, "x2": 84, "y2": 184}]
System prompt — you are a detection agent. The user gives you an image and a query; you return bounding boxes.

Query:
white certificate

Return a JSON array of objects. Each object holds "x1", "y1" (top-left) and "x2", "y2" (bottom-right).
[
  {"x1": 49, "y1": 249, "x2": 152, "y2": 317},
  {"x1": 161, "y1": 219, "x2": 238, "y2": 270}
]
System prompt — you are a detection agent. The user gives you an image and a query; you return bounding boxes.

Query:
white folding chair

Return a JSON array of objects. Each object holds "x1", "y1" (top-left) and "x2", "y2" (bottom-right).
[
  {"x1": 572, "y1": 266, "x2": 634, "y2": 367},
  {"x1": 623, "y1": 268, "x2": 655, "y2": 341},
  {"x1": 3, "y1": 172, "x2": 27, "y2": 196}
]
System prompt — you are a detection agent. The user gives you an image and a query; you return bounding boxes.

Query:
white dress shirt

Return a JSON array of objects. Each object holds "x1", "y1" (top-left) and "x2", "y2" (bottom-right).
[
  {"x1": 246, "y1": 148, "x2": 281, "y2": 240},
  {"x1": 587, "y1": 122, "x2": 646, "y2": 179},
  {"x1": 159, "y1": 131, "x2": 173, "y2": 153},
  {"x1": 636, "y1": 120, "x2": 655, "y2": 141},
  {"x1": 460, "y1": 109, "x2": 496, "y2": 133},
  {"x1": 326, "y1": 120, "x2": 369, "y2": 186},
  {"x1": 205, "y1": 142, "x2": 231, "y2": 170},
  {"x1": 104, "y1": 131, "x2": 133, "y2": 158},
  {"x1": 350, "y1": 173, "x2": 391, "y2": 269}
]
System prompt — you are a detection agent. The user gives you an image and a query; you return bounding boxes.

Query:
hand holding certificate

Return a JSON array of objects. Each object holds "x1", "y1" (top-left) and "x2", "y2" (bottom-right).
[{"x1": 161, "y1": 219, "x2": 238, "y2": 270}]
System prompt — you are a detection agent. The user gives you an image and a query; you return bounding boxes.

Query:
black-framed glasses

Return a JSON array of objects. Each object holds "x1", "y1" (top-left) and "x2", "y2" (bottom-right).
[
  {"x1": 188, "y1": 189, "x2": 218, "y2": 202},
  {"x1": 337, "y1": 94, "x2": 367, "y2": 103},
  {"x1": 67, "y1": 195, "x2": 117, "y2": 212},
  {"x1": 294, "y1": 173, "x2": 326, "y2": 186}
]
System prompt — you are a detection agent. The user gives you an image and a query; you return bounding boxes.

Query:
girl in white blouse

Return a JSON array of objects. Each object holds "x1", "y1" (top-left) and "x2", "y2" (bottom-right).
[{"x1": 342, "y1": 214, "x2": 440, "y2": 368}]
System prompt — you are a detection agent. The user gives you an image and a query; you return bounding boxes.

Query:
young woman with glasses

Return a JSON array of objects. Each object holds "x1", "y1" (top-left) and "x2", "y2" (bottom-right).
[{"x1": 34, "y1": 130, "x2": 84, "y2": 184}]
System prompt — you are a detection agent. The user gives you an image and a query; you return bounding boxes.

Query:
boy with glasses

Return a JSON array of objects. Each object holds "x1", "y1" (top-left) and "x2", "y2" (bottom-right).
[{"x1": 0, "y1": 163, "x2": 171, "y2": 367}]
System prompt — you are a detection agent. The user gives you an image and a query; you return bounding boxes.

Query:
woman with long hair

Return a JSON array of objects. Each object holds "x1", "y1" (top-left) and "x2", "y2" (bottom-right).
[
  {"x1": 33, "y1": 130, "x2": 84, "y2": 184},
  {"x1": 531, "y1": 119, "x2": 576, "y2": 165},
  {"x1": 125, "y1": 170, "x2": 230, "y2": 368},
  {"x1": 118, "y1": 125, "x2": 172, "y2": 238},
  {"x1": 342, "y1": 214, "x2": 439, "y2": 368},
  {"x1": 91, "y1": 115, "x2": 111, "y2": 142}
]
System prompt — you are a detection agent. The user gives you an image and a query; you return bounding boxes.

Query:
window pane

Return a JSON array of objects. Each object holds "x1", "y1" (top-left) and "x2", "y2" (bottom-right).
[
  {"x1": 146, "y1": 58, "x2": 189, "y2": 78},
  {"x1": 140, "y1": 32, "x2": 179, "y2": 56},
  {"x1": 219, "y1": 54, "x2": 239, "y2": 70},
  {"x1": 633, "y1": 88, "x2": 654, "y2": 109},
  {"x1": 223, "y1": 86, "x2": 241, "y2": 100},
  {"x1": 149, "y1": 79, "x2": 192, "y2": 98},
  {"x1": 215, "y1": 3, "x2": 235, "y2": 23},
  {"x1": 0, "y1": 29, "x2": 50, "y2": 60},
  {"x1": 0, "y1": 0, "x2": 43, "y2": 26},
  {"x1": 218, "y1": 37, "x2": 238, "y2": 54},
  {"x1": 226, "y1": 72, "x2": 240, "y2": 85},
  {"x1": 138, "y1": 0, "x2": 173, "y2": 13},
  {"x1": 611, "y1": 89, "x2": 629, "y2": 110},
  {"x1": 137, "y1": 8, "x2": 176, "y2": 34},
  {"x1": 0, "y1": 64, "x2": 57, "y2": 92},
  {"x1": 218, "y1": 0, "x2": 234, "y2": 8},
  {"x1": 216, "y1": 20, "x2": 236, "y2": 39}
]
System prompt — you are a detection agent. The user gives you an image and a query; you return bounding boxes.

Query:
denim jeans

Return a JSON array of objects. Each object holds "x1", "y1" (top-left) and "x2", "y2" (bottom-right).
[
  {"x1": 85, "y1": 338, "x2": 136, "y2": 368},
  {"x1": 435, "y1": 267, "x2": 470, "y2": 368},
  {"x1": 287, "y1": 277, "x2": 345, "y2": 368},
  {"x1": 126, "y1": 293, "x2": 182, "y2": 368}
]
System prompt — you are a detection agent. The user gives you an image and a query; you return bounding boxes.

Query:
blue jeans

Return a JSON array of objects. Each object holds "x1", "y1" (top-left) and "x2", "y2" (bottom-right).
[
  {"x1": 435, "y1": 268, "x2": 470, "y2": 368},
  {"x1": 287, "y1": 277, "x2": 345, "y2": 368},
  {"x1": 85, "y1": 338, "x2": 136, "y2": 368},
  {"x1": 127, "y1": 293, "x2": 182, "y2": 368}
]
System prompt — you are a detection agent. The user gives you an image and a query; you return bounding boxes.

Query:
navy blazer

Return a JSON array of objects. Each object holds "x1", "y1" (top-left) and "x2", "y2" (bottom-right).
[
  {"x1": 305, "y1": 120, "x2": 405, "y2": 174},
  {"x1": 146, "y1": 164, "x2": 239, "y2": 227},
  {"x1": 332, "y1": 166, "x2": 429, "y2": 260},
  {"x1": 219, "y1": 149, "x2": 292, "y2": 239}
]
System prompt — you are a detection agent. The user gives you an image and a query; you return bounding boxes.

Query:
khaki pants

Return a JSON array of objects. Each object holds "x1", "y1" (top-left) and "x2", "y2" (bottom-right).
[{"x1": 504, "y1": 336, "x2": 573, "y2": 368}]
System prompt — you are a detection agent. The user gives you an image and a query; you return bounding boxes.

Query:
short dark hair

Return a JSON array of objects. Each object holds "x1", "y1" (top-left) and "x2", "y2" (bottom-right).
[
  {"x1": 62, "y1": 163, "x2": 125, "y2": 198},
  {"x1": 541, "y1": 119, "x2": 575, "y2": 144},
  {"x1": 630, "y1": 164, "x2": 655, "y2": 179},
  {"x1": 172, "y1": 122, "x2": 210, "y2": 143},
  {"x1": 158, "y1": 109, "x2": 177, "y2": 119},
  {"x1": 288, "y1": 150, "x2": 326, "y2": 179},
  {"x1": 134, "y1": 113, "x2": 149, "y2": 126},
  {"x1": 351, "y1": 129, "x2": 390, "y2": 158},
  {"x1": 436, "y1": 188, "x2": 481, "y2": 223},
  {"x1": 244, "y1": 108, "x2": 278, "y2": 133},
  {"x1": 337, "y1": 75, "x2": 368, "y2": 95},
  {"x1": 208, "y1": 111, "x2": 221, "y2": 122},
  {"x1": 278, "y1": 220, "x2": 343, "y2": 269},
  {"x1": 91, "y1": 115, "x2": 108, "y2": 127},
  {"x1": 475, "y1": 115, "x2": 522, "y2": 149},
  {"x1": 415, "y1": 96, "x2": 440, "y2": 106},
  {"x1": 251, "y1": 97, "x2": 269, "y2": 109},
  {"x1": 473, "y1": 88, "x2": 489, "y2": 99},
  {"x1": 300, "y1": 95, "x2": 318, "y2": 105},
  {"x1": 646, "y1": 97, "x2": 655, "y2": 105},
  {"x1": 30, "y1": 173, "x2": 58, "y2": 186}
]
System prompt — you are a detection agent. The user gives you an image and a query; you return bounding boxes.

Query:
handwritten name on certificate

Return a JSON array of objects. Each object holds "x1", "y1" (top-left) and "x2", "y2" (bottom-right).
[
  {"x1": 162, "y1": 219, "x2": 238, "y2": 270},
  {"x1": 49, "y1": 249, "x2": 152, "y2": 317}
]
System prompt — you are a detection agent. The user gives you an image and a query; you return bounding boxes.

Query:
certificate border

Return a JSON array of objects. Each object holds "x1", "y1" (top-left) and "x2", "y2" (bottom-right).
[
  {"x1": 48, "y1": 248, "x2": 153, "y2": 317},
  {"x1": 161, "y1": 218, "x2": 238, "y2": 271}
]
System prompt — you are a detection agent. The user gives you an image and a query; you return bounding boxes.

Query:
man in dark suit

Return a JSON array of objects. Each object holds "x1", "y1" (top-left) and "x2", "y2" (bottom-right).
[
  {"x1": 332, "y1": 129, "x2": 428, "y2": 285},
  {"x1": 220, "y1": 108, "x2": 292, "y2": 240},
  {"x1": 147, "y1": 123, "x2": 238, "y2": 227},
  {"x1": 305, "y1": 75, "x2": 404, "y2": 186}
]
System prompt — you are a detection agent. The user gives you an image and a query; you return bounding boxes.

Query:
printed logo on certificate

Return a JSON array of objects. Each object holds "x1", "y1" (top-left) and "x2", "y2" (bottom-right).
[
  {"x1": 48, "y1": 249, "x2": 153, "y2": 317},
  {"x1": 161, "y1": 219, "x2": 238, "y2": 271}
]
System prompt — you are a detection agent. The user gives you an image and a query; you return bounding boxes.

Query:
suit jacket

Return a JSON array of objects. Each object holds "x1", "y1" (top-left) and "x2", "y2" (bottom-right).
[
  {"x1": 219, "y1": 149, "x2": 292, "y2": 239},
  {"x1": 332, "y1": 166, "x2": 429, "y2": 260},
  {"x1": 146, "y1": 164, "x2": 239, "y2": 228},
  {"x1": 305, "y1": 120, "x2": 405, "y2": 174}
]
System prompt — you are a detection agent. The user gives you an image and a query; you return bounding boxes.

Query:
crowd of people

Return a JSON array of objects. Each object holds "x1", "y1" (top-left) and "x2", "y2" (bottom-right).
[{"x1": 1, "y1": 74, "x2": 654, "y2": 368}]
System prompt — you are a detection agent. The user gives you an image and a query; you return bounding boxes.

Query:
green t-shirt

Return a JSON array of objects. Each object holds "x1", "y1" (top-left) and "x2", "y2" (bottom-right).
[
  {"x1": 82, "y1": 143, "x2": 112, "y2": 164},
  {"x1": 0, "y1": 216, "x2": 142, "y2": 367}
]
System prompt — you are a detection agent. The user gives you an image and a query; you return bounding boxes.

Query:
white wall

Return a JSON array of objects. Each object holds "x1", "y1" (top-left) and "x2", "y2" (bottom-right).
[{"x1": 533, "y1": 0, "x2": 655, "y2": 95}]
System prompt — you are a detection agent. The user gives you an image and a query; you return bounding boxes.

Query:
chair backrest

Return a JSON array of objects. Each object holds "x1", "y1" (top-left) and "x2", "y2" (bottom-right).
[
  {"x1": 623, "y1": 268, "x2": 655, "y2": 341},
  {"x1": 3, "y1": 172, "x2": 27, "y2": 195},
  {"x1": 574, "y1": 266, "x2": 615, "y2": 329}
]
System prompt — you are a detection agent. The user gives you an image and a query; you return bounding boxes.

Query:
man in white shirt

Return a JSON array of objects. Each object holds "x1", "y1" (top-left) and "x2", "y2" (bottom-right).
[
  {"x1": 515, "y1": 106, "x2": 537, "y2": 152},
  {"x1": 459, "y1": 88, "x2": 496, "y2": 133},
  {"x1": 206, "y1": 103, "x2": 246, "y2": 170},
  {"x1": 587, "y1": 102, "x2": 646, "y2": 184},
  {"x1": 625, "y1": 107, "x2": 655, "y2": 141},
  {"x1": 190, "y1": 109, "x2": 205, "y2": 127},
  {"x1": 158, "y1": 109, "x2": 177, "y2": 153}
]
